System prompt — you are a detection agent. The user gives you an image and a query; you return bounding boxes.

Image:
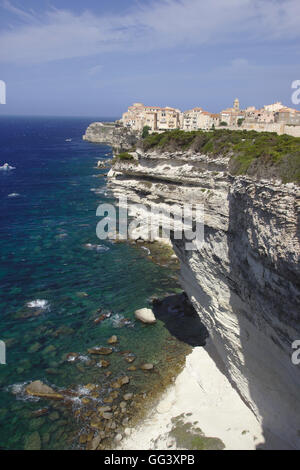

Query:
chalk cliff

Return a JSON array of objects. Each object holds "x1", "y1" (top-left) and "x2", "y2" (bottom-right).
[
  {"x1": 107, "y1": 148, "x2": 300, "y2": 449},
  {"x1": 83, "y1": 122, "x2": 140, "y2": 153}
]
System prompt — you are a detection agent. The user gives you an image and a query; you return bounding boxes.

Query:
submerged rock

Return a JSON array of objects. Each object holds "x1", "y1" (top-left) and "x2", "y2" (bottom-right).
[
  {"x1": 24, "y1": 432, "x2": 41, "y2": 450},
  {"x1": 140, "y1": 363, "x2": 154, "y2": 371},
  {"x1": 32, "y1": 408, "x2": 49, "y2": 418},
  {"x1": 111, "y1": 376, "x2": 130, "y2": 389},
  {"x1": 124, "y1": 353, "x2": 136, "y2": 363},
  {"x1": 99, "y1": 359, "x2": 110, "y2": 368},
  {"x1": 134, "y1": 308, "x2": 156, "y2": 324},
  {"x1": 28, "y1": 342, "x2": 42, "y2": 353}
]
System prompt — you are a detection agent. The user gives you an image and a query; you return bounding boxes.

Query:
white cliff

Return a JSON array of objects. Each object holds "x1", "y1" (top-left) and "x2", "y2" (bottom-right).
[{"x1": 107, "y1": 148, "x2": 300, "y2": 449}]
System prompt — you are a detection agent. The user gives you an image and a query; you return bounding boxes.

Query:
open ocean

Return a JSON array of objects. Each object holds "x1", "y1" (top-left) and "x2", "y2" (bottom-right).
[{"x1": 0, "y1": 116, "x2": 189, "y2": 450}]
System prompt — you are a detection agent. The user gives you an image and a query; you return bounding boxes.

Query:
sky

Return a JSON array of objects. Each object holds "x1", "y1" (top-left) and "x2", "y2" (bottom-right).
[{"x1": 0, "y1": 0, "x2": 299, "y2": 117}]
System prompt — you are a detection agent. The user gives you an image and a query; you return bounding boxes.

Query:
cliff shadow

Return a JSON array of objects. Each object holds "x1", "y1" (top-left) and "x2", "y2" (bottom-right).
[{"x1": 153, "y1": 292, "x2": 209, "y2": 347}]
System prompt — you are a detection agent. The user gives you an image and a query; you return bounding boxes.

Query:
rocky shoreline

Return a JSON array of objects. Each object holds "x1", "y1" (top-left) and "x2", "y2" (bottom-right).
[{"x1": 16, "y1": 294, "x2": 194, "y2": 450}]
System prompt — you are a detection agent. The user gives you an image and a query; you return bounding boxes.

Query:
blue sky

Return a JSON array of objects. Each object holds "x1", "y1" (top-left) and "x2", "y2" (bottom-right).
[{"x1": 0, "y1": 0, "x2": 299, "y2": 117}]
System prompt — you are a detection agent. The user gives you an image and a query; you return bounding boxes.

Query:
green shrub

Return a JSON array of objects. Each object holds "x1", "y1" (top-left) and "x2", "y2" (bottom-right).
[
  {"x1": 116, "y1": 152, "x2": 134, "y2": 160},
  {"x1": 138, "y1": 128, "x2": 300, "y2": 184},
  {"x1": 142, "y1": 126, "x2": 151, "y2": 139}
]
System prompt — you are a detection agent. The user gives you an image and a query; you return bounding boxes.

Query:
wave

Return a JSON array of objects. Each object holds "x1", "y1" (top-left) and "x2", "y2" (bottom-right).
[
  {"x1": 26, "y1": 299, "x2": 50, "y2": 310},
  {"x1": 83, "y1": 243, "x2": 110, "y2": 253},
  {"x1": 76, "y1": 385, "x2": 91, "y2": 396},
  {"x1": 141, "y1": 246, "x2": 151, "y2": 255},
  {"x1": 0, "y1": 163, "x2": 15, "y2": 171},
  {"x1": 77, "y1": 355, "x2": 89, "y2": 362},
  {"x1": 7, "y1": 193, "x2": 20, "y2": 198},
  {"x1": 110, "y1": 313, "x2": 134, "y2": 329},
  {"x1": 9, "y1": 382, "x2": 39, "y2": 402}
]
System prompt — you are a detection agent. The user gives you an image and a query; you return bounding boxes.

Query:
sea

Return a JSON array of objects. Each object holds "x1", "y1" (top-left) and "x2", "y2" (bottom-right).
[{"x1": 0, "y1": 115, "x2": 190, "y2": 450}]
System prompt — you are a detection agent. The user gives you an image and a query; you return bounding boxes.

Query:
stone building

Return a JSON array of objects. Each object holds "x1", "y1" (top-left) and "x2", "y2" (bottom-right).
[
  {"x1": 183, "y1": 107, "x2": 219, "y2": 130},
  {"x1": 220, "y1": 98, "x2": 244, "y2": 125},
  {"x1": 274, "y1": 107, "x2": 300, "y2": 125},
  {"x1": 182, "y1": 107, "x2": 204, "y2": 130},
  {"x1": 121, "y1": 103, "x2": 182, "y2": 131}
]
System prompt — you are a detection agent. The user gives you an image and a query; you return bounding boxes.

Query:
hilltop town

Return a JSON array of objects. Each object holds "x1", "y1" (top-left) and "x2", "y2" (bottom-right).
[{"x1": 120, "y1": 100, "x2": 300, "y2": 137}]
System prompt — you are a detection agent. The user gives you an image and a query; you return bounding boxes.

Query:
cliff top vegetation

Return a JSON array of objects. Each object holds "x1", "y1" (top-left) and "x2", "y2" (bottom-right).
[{"x1": 139, "y1": 129, "x2": 300, "y2": 184}]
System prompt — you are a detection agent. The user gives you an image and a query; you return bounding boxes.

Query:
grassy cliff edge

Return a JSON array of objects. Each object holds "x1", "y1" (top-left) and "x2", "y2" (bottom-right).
[{"x1": 139, "y1": 129, "x2": 300, "y2": 184}]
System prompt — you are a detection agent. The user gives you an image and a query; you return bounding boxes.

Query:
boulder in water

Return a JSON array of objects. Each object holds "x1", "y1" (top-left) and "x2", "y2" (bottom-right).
[
  {"x1": 134, "y1": 308, "x2": 156, "y2": 324},
  {"x1": 107, "y1": 335, "x2": 118, "y2": 345},
  {"x1": 25, "y1": 380, "x2": 64, "y2": 400}
]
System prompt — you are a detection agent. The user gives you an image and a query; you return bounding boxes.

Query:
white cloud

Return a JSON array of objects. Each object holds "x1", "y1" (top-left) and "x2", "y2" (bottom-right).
[
  {"x1": 0, "y1": 0, "x2": 299, "y2": 64},
  {"x1": 87, "y1": 64, "x2": 103, "y2": 76},
  {"x1": 1, "y1": 0, "x2": 37, "y2": 23}
]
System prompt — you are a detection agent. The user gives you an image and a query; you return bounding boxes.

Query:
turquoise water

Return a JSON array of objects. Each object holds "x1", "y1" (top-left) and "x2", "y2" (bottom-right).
[{"x1": 0, "y1": 116, "x2": 186, "y2": 450}]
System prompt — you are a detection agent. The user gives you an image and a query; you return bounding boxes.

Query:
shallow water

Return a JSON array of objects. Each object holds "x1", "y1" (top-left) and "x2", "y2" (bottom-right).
[{"x1": 0, "y1": 116, "x2": 189, "y2": 450}]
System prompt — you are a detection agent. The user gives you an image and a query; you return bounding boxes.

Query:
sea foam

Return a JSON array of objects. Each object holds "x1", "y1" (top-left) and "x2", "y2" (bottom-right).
[{"x1": 27, "y1": 299, "x2": 50, "y2": 310}]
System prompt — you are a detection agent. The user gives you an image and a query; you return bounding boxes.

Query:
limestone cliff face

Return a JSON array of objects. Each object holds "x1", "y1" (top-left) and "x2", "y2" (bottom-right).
[
  {"x1": 107, "y1": 149, "x2": 300, "y2": 449},
  {"x1": 83, "y1": 122, "x2": 140, "y2": 153}
]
